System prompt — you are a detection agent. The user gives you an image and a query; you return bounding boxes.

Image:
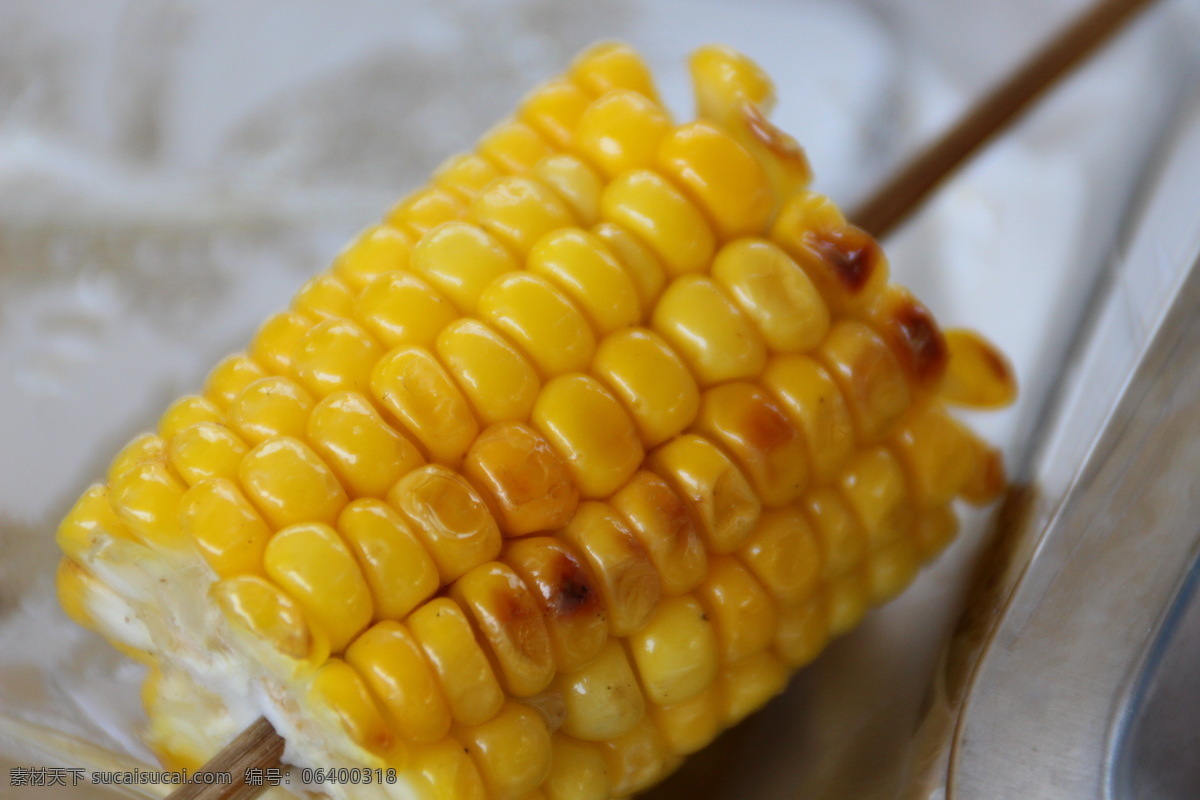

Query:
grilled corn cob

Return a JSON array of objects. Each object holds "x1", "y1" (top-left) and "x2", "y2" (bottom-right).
[{"x1": 56, "y1": 42, "x2": 1016, "y2": 800}]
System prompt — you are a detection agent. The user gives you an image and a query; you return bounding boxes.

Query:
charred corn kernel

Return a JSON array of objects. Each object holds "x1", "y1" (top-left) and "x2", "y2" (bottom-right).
[
  {"x1": 355, "y1": 271, "x2": 458, "y2": 349},
  {"x1": 652, "y1": 275, "x2": 766, "y2": 385},
  {"x1": 478, "y1": 120, "x2": 554, "y2": 174},
  {"x1": 168, "y1": 422, "x2": 247, "y2": 486},
  {"x1": 389, "y1": 465, "x2": 502, "y2": 583},
  {"x1": 818, "y1": 320, "x2": 911, "y2": 443},
  {"x1": 57, "y1": 485, "x2": 137, "y2": 558},
  {"x1": 533, "y1": 155, "x2": 602, "y2": 226},
  {"x1": 451, "y1": 562, "x2": 555, "y2": 697},
  {"x1": 571, "y1": 43, "x2": 658, "y2": 101},
  {"x1": 180, "y1": 478, "x2": 271, "y2": 577},
  {"x1": 109, "y1": 462, "x2": 187, "y2": 549},
  {"x1": 865, "y1": 285, "x2": 949, "y2": 388},
  {"x1": 592, "y1": 329, "x2": 699, "y2": 449},
  {"x1": 387, "y1": 186, "x2": 467, "y2": 237},
  {"x1": 697, "y1": 556, "x2": 777, "y2": 663},
  {"x1": 346, "y1": 620, "x2": 452, "y2": 744},
  {"x1": 656, "y1": 123, "x2": 772, "y2": 240},
  {"x1": 463, "y1": 423, "x2": 578, "y2": 536},
  {"x1": 627, "y1": 595, "x2": 717, "y2": 706},
  {"x1": 913, "y1": 505, "x2": 958, "y2": 559},
  {"x1": 408, "y1": 598, "x2": 505, "y2": 726},
  {"x1": 460, "y1": 701, "x2": 552, "y2": 800},
  {"x1": 434, "y1": 154, "x2": 504, "y2": 201},
  {"x1": 307, "y1": 392, "x2": 425, "y2": 499},
  {"x1": 527, "y1": 229, "x2": 640, "y2": 335},
  {"x1": 574, "y1": 90, "x2": 671, "y2": 179},
  {"x1": 203, "y1": 353, "x2": 267, "y2": 409},
  {"x1": 435, "y1": 320, "x2": 541, "y2": 425},
  {"x1": 533, "y1": 375, "x2": 642, "y2": 500},
  {"x1": 544, "y1": 736, "x2": 609, "y2": 800},
  {"x1": 647, "y1": 684, "x2": 721, "y2": 757},
  {"x1": 157, "y1": 396, "x2": 222, "y2": 440},
  {"x1": 593, "y1": 716, "x2": 671, "y2": 796},
  {"x1": 774, "y1": 596, "x2": 829, "y2": 668},
  {"x1": 591, "y1": 222, "x2": 666, "y2": 313},
  {"x1": 292, "y1": 273, "x2": 355, "y2": 322},
  {"x1": 555, "y1": 639, "x2": 644, "y2": 741},
  {"x1": 521, "y1": 80, "x2": 591, "y2": 149},
  {"x1": 310, "y1": 659, "x2": 396, "y2": 756},
  {"x1": 472, "y1": 176, "x2": 575, "y2": 256},
  {"x1": 504, "y1": 537, "x2": 607, "y2": 672},
  {"x1": 740, "y1": 506, "x2": 821, "y2": 605},
  {"x1": 239, "y1": 437, "x2": 348, "y2": 529},
  {"x1": 647, "y1": 435, "x2": 760, "y2": 555},
  {"x1": 600, "y1": 171, "x2": 714, "y2": 277},
  {"x1": 211, "y1": 575, "x2": 315, "y2": 661},
  {"x1": 332, "y1": 224, "x2": 412, "y2": 290},
  {"x1": 610, "y1": 472, "x2": 707, "y2": 597},
  {"x1": 294, "y1": 319, "x2": 383, "y2": 397},
  {"x1": 823, "y1": 569, "x2": 870, "y2": 637},
  {"x1": 339, "y1": 499, "x2": 438, "y2": 621},
  {"x1": 250, "y1": 311, "x2": 312, "y2": 376},
  {"x1": 371, "y1": 346, "x2": 478, "y2": 467},
  {"x1": 410, "y1": 222, "x2": 518, "y2": 315},
  {"x1": 712, "y1": 238, "x2": 829, "y2": 352},
  {"x1": 559, "y1": 502, "x2": 659, "y2": 637},
  {"x1": 804, "y1": 487, "x2": 867, "y2": 580},
  {"x1": 480, "y1": 273, "x2": 595, "y2": 377},
  {"x1": 228, "y1": 377, "x2": 314, "y2": 445},
  {"x1": 412, "y1": 736, "x2": 489, "y2": 800},
  {"x1": 264, "y1": 522, "x2": 372, "y2": 652},
  {"x1": 865, "y1": 535, "x2": 920, "y2": 604},
  {"x1": 891, "y1": 403, "x2": 979, "y2": 506},
  {"x1": 839, "y1": 447, "x2": 914, "y2": 549},
  {"x1": 695, "y1": 382, "x2": 809, "y2": 507},
  {"x1": 762, "y1": 355, "x2": 854, "y2": 484},
  {"x1": 107, "y1": 433, "x2": 166, "y2": 484},
  {"x1": 940, "y1": 328, "x2": 1018, "y2": 408},
  {"x1": 718, "y1": 650, "x2": 788, "y2": 726}
]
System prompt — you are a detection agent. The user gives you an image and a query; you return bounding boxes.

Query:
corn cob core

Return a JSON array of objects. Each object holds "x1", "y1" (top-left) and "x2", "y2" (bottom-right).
[{"x1": 56, "y1": 43, "x2": 1015, "y2": 800}]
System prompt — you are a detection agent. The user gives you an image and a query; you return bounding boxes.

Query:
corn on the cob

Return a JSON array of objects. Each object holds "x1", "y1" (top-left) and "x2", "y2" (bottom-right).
[{"x1": 56, "y1": 42, "x2": 1015, "y2": 800}]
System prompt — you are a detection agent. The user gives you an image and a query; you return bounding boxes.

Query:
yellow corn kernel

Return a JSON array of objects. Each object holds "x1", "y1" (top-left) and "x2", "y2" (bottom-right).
[
  {"x1": 532, "y1": 155, "x2": 602, "y2": 225},
  {"x1": 762, "y1": 354, "x2": 854, "y2": 484},
  {"x1": 940, "y1": 328, "x2": 1018, "y2": 409},
  {"x1": 411, "y1": 736, "x2": 488, "y2": 800},
  {"x1": 647, "y1": 684, "x2": 721, "y2": 756},
  {"x1": 264, "y1": 522, "x2": 372, "y2": 652},
  {"x1": 740, "y1": 505, "x2": 821, "y2": 605},
  {"x1": 570, "y1": 42, "x2": 658, "y2": 101},
  {"x1": 56, "y1": 559, "x2": 147, "y2": 651},
  {"x1": 203, "y1": 353, "x2": 267, "y2": 410},
  {"x1": 627, "y1": 595, "x2": 717, "y2": 706},
  {"x1": 107, "y1": 433, "x2": 166, "y2": 484},
  {"x1": 239, "y1": 437, "x2": 348, "y2": 529},
  {"x1": 651, "y1": 275, "x2": 766, "y2": 385},
  {"x1": 520, "y1": 80, "x2": 591, "y2": 149},
  {"x1": 647, "y1": 435, "x2": 760, "y2": 554},
  {"x1": 410, "y1": 222, "x2": 518, "y2": 315},
  {"x1": 544, "y1": 736, "x2": 609, "y2": 800},
  {"x1": 371, "y1": 346, "x2": 479, "y2": 467},
  {"x1": 592, "y1": 329, "x2": 699, "y2": 449},
  {"x1": 697, "y1": 555, "x2": 776, "y2": 663},
  {"x1": 211, "y1": 574, "x2": 316, "y2": 662},
  {"x1": 332, "y1": 224, "x2": 411, "y2": 290},
  {"x1": 574, "y1": 90, "x2": 671, "y2": 178},
  {"x1": 472, "y1": 176, "x2": 574, "y2": 256},
  {"x1": 157, "y1": 395, "x2": 222, "y2": 441},
  {"x1": 180, "y1": 478, "x2": 271, "y2": 577},
  {"x1": 345, "y1": 620, "x2": 452, "y2": 744},
  {"x1": 532, "y1": 374, "x2": 642, "y2": 500},
  {"x1": 310, "y1": 659, "x2": 396, "y2": 756},
  {"x1": 407, "y1": 598, "x2": 505, "y2": 726},
  {"x1": 56, "y1": 485, "x2": 137, "y2": 559},
  {"x1": 292, "y1": 272, "x2": 355, "y2": 322},
  {"x1": 559, "y1": 502, "x2": 659, "y2": 637},
  {"x1": 307, "y1": 392, "x2": 425, "y2": 499},
  {"x1": 600, "y1": 170, "x2": 714, "y2": 277},
  {"x1": 435, "y1": 320, "x2": 541, "y2": 425},
  {"x1": 479, "y1": 273, "x2": 595, "y2": 377},
  {"x1": 818, "y1": 320, "x2": 911, "y2": 443},
  {"x1": 338, "y1": 499, "x2": 438, "y2": 621},
  {"x1": 610, "y1": 472, "x2": 707, "y2": 596},
  {"x1": 804, "y1": 487, "x2": 866, "y2": 580},
  {"x1": 168, "y1": 422, "x2": 247, "y2": 487},
  {"x1": 891, "y1": 402, "x2": 979, "y2": 506},
  {"x1": 459, "y1": 701, "x2": 552, "y2": 800},
  {"x1": 554, "y1": 639, "x2": 645, "y2": 741},
  {"x1": 250, "y1": 311, "x2": 313, "y2": 376},
  {"x1": 355, "y1": 271, "x2": 458, "y2": 349},
  {"x1": 478, "y1": 119, "x2": 554, "y2": 174},
  {"x1": 864, "y1": 285, "x2": 949, "y2": 390},
  {"x1": 463, "y1": 423, "x2": 578, "y2": 536},
  {"x1": 839, "y1": 447, "x2": 914, "y2": 549},
  {"x1": 960, "y1": 440, "x2": 1007, "y2": 505},
  {"x1": 387, "y1": 186, "x2": 467, "y2": 237},
  {"x1": 109, "y1": 462, "x2": 187, "y2": 549},
  {"x1": 434, "y1": 154, "x2": 504, "y2": 201},
  {"x1": 865, "y1": 535, "x2": 920, "y2": 604},
  {"x1": 593, "y1": 715, "x2": 671, "y2": 797},
  {"x1": 656, "y1": 122, "x2": 772, "y2": 240},
  {"x1": 774, "y1": 596, "x2": 829, "y2": 668},
  {"x1": 689, "y1": 44, "x2": 774, "y2": 126},
  {"x1": 591, "y1": 222, "x2": 666, "y2": 314},
  {"x1": 527, "y1": 229, "x2": 640, "y2": 335},
  {"x1": 695, "y1": 382, "x2": 809, "y2": 508},
  {"x1": 913, "y1": 505, "x2": 958, "y2": 559},
  {"x1": 712, "y1": 238, "x2": 829, "y2": 353},
  {"x1": 824, "y1": 569, "x2": 869, "y2": 637},
  {"x1": 718, "y1": 649, "x2": 788, "y2": 726},
  {"x1": 227, "y1": 376, "x2": 314, "y2": 445},
  {"x1": 388, "y1": 465, "x2": 501, "y2": 583},
  {"x1": 504, "y1": 537, "x2": 607, "y2": 672},
  {"x1": 294, "y1": 319, "x2": 383, "y2": 397}
]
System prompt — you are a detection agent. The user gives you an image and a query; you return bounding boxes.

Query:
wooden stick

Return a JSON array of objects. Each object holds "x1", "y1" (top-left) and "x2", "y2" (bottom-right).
[
  {"x1": 165, "y1": 718, "x2": 284, "y2": 800},
  {"x1": 850, "y1": 0, "x2": 1161, "y2": 238}
]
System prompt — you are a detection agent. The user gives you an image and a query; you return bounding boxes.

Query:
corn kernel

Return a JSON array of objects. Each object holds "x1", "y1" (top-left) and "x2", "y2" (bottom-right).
[
  {"x1": 310, "y1": 659, "x2": 396, "y2": 755},
  {"x1": 718, "y1": 649, "x2": 788, "y2": 726},
  {"x1": 839, "y1": 447, "x2": 914, "y2": 549},
  {"x1": 740, "y1": 505, "x2": 821, "y2": 605},
  {"x1": 891, "y1": 402, "x2": 978, "y2": 506},
  {"x1": 647, "y1": 684, "x2": 721, "y2": 756},
  {"x1": 472, "y1": 176, "x2": 575, "y2": 256},
  {"x1": 435, "y1": 320, "x2": 541, "y2": 425},
  {"x1": 818, "y1": 320, "x2": 911, "y2": 443},
  {"x1": 250, "y1": 311, "x2": 312, "y2": 377},
  {"x1": 697, "y1": 556, "x2": 776, "y2": 663},
  {"x1": 387, "y1": 186, "x2": 467, "y2": 237},
  {"x1": 774, "y1": 596, "x2": 829, "y2": 668},
  {"x1": 527, "y1": 228, "x2": 640, "y2": 335},
  {"x1": 389, "y1": 465, "x2": 501, "y2": 583},
  {"x1": 434, "y1": 154, "x2": 504, "y2": 201},
  {"x1": 555, "y1": 639, "x2": 645, "y2": 741},
  {"x1": 463, "y1": 422, "x2": 578, "y2": 536},
  {"x1": 940, "y1": 328, "x2": 1018, "y2": 409},
  {"x1": 411, "y1": 736, "x2": 488, "y2": 800},
  {"x1": 157, "y1": 395, "x2": 222, "y2": 441},
  {"x1": 203, "y1": 354, "x2": 267, "y2": 410},
  {"x1": 865, "y1": 535, "x2": 920, "y2": 604},
  {"x1": 180, "y1": 478, "x2": 271, "y2": 577},
  {"x1": 410, "y1": 222, "x2": 518, "y2": 315},
  {"x1": 913, "y1": 505, "x2": 958, "y2": 559},
  {"x1": 570, "y1": 42, "x2": 659, "y2": 101},
  {"x1": 333, "y1": 224, "x2": 412, "y2": 290},
  {"x1": 408, "y1": 598, "x2": 504, "y2": 727},
  {"x1": 228, "y1": 377, "x2": 314, "y2": 445},
  {"x1": 689, "y1": 44, "x2": 774, "y2": 126},
  {"x1": 824, "y1": 569, "x2": 869, "y2": 637},
  {"x1": 600, "y1": 171, "x2": 714, "y2": 277},
  {"x1": 211, "y1": 575, "x2": 315, "y2": 661},
  {"x1": 627, "y1": 595, "x2": 717, "y2": 706},
  {"x1": 609, "y1": 472, "x2": 707, "y2": 597},
  {"x1": 544, "y1": 736, "x2": 609, "y2": 800},
  {"x1": 591, "y1": 222, "x2": 666, "y2": 314},
  {"x1": 355, "y1": 271, "x2": 457, "y2": 349},
  {"x1": 592, "y1": 329, "x2": 698, "y2": 449},
  {"x1": 532, "y1": 155, "x2": 602, "y2": 225},
  {"x1": 762, "y1": 354, "x2": 854, "y2": 484},
  {"x1": 459, "y1": 701, "x2": 552, "y2": 800},
  {"x1": 651, "y1": 275, "x2": 766, "y2": 385},
  {"x1": 478, "y1": 119, "x2": 554, "y2": 174},
  {"x1": 292, "y1": 273, "x2": 355, "y2": 322},
  {"x1": 593, "y1": 715, "x2": 671, "y2": 796},
  {"x1": 338, "y1": 499, "x2": 438, "y2": 621},
  {"x1": 294, "y1": 319, "x2": 383, "y2": 397},
  {"x1": 307, "y1": 391, "x2": 425, "y2": 499},
  {"x1": 804, "y1": 487, "x2": 866, "y2": 580},
  {"x1": 520, "y1": 80, "x2": 591, "y2": 149},
  {"x1": 479, "y1": 273, "x2": 596, "y2": 377},
  {"x1": 56, "y1": 485, "x2": 137, "y2": 559},
  {"x1": 168, "y1": 422, "x2": 248, "y2": 487},
  {"x1": 346, "y1": 620, "x2": 451, "y2": 744},
  {"x1": 239, "y1": 437, "x2": 348, "y2": 529},
  {"x1": 107, "y1": 433, "x2": 166, "y2": 484},
  {"x1": 371, "y1": 346, "x2": 479, "y2": 467},
  {"x1": 109, "y1": 462, "x2": 188, "y2": 549},
  {"x1": 574, "y1": 90, "x2": 671, "y2": 178}
]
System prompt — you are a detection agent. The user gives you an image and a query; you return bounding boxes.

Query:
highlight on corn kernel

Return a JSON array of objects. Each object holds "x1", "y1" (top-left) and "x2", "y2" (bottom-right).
[{"x1": 56, "y1": 41, "x2": 1015, "y2": 800}]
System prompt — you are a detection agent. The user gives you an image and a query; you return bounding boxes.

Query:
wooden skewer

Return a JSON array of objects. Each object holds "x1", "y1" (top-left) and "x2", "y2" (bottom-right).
[{"x1": 163, "y1": 0, "x2": 1160, "y2": 797}]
